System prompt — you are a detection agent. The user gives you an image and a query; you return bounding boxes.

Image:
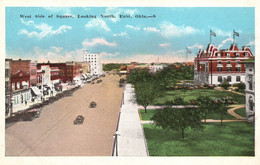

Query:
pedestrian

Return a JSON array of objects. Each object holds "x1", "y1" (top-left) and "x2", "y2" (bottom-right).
[{"x1": 25, "y1": 100, "x2": 27, "y2": 106}]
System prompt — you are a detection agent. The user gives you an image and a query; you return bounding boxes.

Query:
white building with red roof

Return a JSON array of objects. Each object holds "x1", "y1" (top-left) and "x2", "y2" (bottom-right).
[{"x1": 194, "y1": 43, "x2": 254, "y2": 85}]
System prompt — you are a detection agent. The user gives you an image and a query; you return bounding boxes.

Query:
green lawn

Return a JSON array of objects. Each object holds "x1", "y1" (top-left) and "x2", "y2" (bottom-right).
[
  {"x1": 234, "y1": 108, "x2": 246, "y2": 117},
  {"x1": 140, "y1": 109, "x2": 236, "y2": 121},
  {"x1": 154, "y1": 89, "x2": 245, "y2": 105},
  {"x1": 143, "y1": 122, "x2": 254, "y2": 156}
]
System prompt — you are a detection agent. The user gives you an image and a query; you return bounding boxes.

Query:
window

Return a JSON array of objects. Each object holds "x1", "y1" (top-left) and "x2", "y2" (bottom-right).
[
  {"x1": 237, "y1": 61, "x2": 240, "y2": 64},
  {"x1": 245, "y1": 53, "x2": 248, "y2": 58},
  {"x1": 236, "y1": 53, "x2": 240, "y2": 57},
  {"x1": 236, "y1": 67, "x2": 241, "y2": 72},
  {"x1": 228, "y1": 61, "x2": 231, "y2": 64},
  {"x1": 227, "y1": 76, "x2": 232, "y2": 82},
  {"x1": 249, "y1": 96, "x2": 254, "y2": 111},
  {"x1": 5, "y1": 69, "x2": 9, "y2": 77},
  {"x1": 218, "y1": 53, "x2": 221, "y2": 57},
  {"x1": 218, "y1": 67, "x2": 222, "y2": 72},
  {"x1": 236, "y1": 76, "x2": 240, "y2": 82},
  {"x1": 218, "y1": 76, "x2": 222, "y2": 82},
  {"x1": 227, "y1": 67, "x2": 231, "y2": 72},
  {"x1": 218, "y1": 61, "x2": 221, "y2": 64},
  {"x1": 248, "y1": 76, "x2": 253, "y2": 90},
  {"x1": 227, "y1": 53, "x2": 230, "y2": 58},
  {"x1": 17, "y1": 82, "x2": 20, "y2": 89}
]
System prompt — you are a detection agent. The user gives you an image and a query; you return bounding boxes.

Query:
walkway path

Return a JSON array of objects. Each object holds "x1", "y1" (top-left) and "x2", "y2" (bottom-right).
[
  {"x1": 227, "y1": 104, "x2": 246, "y2": 120},
  {"x1": 116, "y1": 84, "x2": 149, "y2": 156}
]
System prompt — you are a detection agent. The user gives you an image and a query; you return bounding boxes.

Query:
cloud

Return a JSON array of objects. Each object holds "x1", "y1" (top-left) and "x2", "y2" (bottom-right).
[
  {"x1": 105, "y1": 7, "x2": 138, "y2": 23},
  {"x1": 51, "y1": 46, "x2": 63, "y2": 52},
  {"x1": 113, "y1": 32, "x2": 128, "y2": 37},
  {"x1": 19, "y1": 19, "x2": 72, "y2": 39},
  {"x1": 126, "y1": 25, "x2": 140, "y2": 30},
  {"x1": 143, "y1": 27, "x2": 160, "y2": 32},
  {"x1": 85, "y1": 18, "x2": 110, "y2": 31},
  {"x1": 187, "y1": 43, "x2": 203, "y2": 50},
  {"x1": 160, "y1": 22, "x2": 202, "y2": 38},
  {"x1": 100, "y1": 52, "x2": 120, "y2": 57},
  {"x1": 247, "y1": 41, "x2": 255, "y2": 46},
  {"x1": 159, "y1": 43, "x2": 171, "y2": 48},
  {"x1": 217, "y1": 37, "x2": 234, "y2": 49},
  {"x1": 82, "y1": 38, "x2": 117, "y2": 48}
]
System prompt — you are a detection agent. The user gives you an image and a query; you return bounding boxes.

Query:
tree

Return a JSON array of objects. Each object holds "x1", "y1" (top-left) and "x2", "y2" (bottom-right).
[
  {"x1": 214, "y1": 101, "x2": 229, "y2": 125},
  {"x1": 196, "y1": 96, "x2": 215, "y2": 123},
  {"x1": 220, "y1": 79, "x2": 230, "y2": 90},
  {"x1": 127, "y1": 70, "x2": 152, "y2": 85},
  {"x1": 152, "y1": 107, "x2": 203, "y2": 139},
  {"x1": 134, "y1": 81, "x2": 163, "y2": 113}
]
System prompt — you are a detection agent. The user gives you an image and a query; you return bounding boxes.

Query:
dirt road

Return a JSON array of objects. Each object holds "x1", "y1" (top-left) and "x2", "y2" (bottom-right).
[{"x1": 5, "y1": 74, "x2": 123, "y2": 156}]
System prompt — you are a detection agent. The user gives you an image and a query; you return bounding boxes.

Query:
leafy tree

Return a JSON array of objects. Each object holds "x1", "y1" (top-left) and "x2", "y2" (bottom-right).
[
  {"x1": 103, "y1": 63, "x2": 125, "y2": 71},
  {"x1": 214, "y1": 101, "x2": 229, "y2": 125},
  {"x1": 135, "y1": 81, "x2": 163, "y2": 113},
  {"x1": 152, "y1": 107, "x2": 203, "y2": 139},
  {"x1": 220, "y1": 79, "x2": 230, "y2": 90},
  {"x1": 127, "y1": 70, "x2": 152, "y2": 84},
  {"x1": 196, "y1": 96, "x2": 215, "y2": 123}
]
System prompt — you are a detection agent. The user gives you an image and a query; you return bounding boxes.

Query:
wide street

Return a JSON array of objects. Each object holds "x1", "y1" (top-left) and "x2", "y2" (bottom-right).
[{"x1": 5, "y1": 74, "x2": 124, "y2": 156}]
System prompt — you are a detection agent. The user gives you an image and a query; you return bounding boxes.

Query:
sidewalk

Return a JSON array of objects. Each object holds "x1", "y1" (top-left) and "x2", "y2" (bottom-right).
[
  {"x1": 11, "y1": 83, "x2": 80, "y2": 114},
  {"x1": 116, "y1": 84, "x2": 149, "y2": 156}
]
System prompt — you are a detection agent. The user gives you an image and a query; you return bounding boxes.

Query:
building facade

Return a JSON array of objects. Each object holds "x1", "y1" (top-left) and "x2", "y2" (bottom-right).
[
  {"x1": 10, "y1": 59, "x2": 32, "y2": 113},
  {"x1": 5, "y1": 59, "x2": 11, "y2": 117},
  {"x1": 244, "y1": 57, "x2": 255, "y2": 123},
  {"x1": 83, "y1": 50, "x2": 103, "y2": 75},
  {"x1": 194, "y1": 44, "x2": 254, "y2": 85}
]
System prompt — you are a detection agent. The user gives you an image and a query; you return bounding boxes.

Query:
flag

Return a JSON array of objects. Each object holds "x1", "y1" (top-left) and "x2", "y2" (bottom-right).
[
  {"x1": 210, "y1": 30, "x2": 216, "y2": 37},
  {"x1": 186, "y1": 47, "x2": 192, "y2": 54},
  {"x1": 234, "y1": 30, "x2": 239, "y2": 37}
]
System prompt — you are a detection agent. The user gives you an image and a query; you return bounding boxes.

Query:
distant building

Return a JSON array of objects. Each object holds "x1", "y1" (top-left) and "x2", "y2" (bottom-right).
[
  {"x1": 149, "y1": 63, "x2": 167, "y2": 73},
  {"x1": 30, "y1": 61, "x2": 37, "y2": 87},
  {"x1": 243, "y1": 57, "x2": 255, "y2": 123},
  {"x1": 83, "y1": 50, "x2": 103, "y2": 75},
  {"x1": 194, "y1": 43, "x2": 254, "y2": 85},
  {"x1": 127, "y1": 62, "x2": 149, "y2": 73},
  {"x1": 5, "y1": 59, "x2": 11, "y2": 118},
  {"x1": 76, "y1": 61, "x2": 90, "y2": 75}
]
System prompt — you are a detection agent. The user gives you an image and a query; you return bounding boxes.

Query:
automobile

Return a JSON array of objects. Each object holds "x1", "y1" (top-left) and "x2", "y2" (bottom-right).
[
  {"x1": 91, "y1": 81, "x2": 95, "y2": 84},
  {"x1": 89, "y1": 101, "x2": 97, "y2": 108},
  {"x1": 74, "y1": 115, "x2": 84, "y2": 125},
  {"x1": 97, "y1": 80, "x2": 102, "y2": 83}
]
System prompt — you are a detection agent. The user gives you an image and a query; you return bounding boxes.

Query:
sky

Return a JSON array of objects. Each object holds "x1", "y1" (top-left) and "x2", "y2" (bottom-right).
[{"x1": 5, "y1": 7, "x2": 255, "y2": 63}]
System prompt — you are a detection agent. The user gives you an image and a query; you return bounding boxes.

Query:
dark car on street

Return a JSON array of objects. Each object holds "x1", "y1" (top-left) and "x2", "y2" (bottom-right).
[
  {"x1": 89, "y1": 101, "x2": 97, "y2": 108},
  {"x1": 74, "y1": 115, "x2": 84, "y2": 125}
]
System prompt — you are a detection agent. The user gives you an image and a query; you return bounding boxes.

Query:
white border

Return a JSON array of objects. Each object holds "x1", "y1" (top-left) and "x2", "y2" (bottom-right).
[{"x1": 0, "y1": 0, "x2": 259, "y2": 165}]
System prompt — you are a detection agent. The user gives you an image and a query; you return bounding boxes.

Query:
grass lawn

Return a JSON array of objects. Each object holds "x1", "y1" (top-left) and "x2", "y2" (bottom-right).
[
  {"x1": 143, "y1": 122, "x2": 254, "y2": 156},
  {"x1": 234, "y1": 108, "x2": 246, "y2": 118},
  {"x1": 140, "y1": 109, "x2": 236, "y2": 121},
  {"x1": 154, "y1": 89, "x2": 245, "y2": 105}
]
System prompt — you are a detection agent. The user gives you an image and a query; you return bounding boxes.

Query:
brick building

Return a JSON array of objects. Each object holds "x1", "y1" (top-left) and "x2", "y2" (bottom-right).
[
  {"x1": 5, "y1": 59, "x2": 11, "y2": 117},
  {"x1": 194, "y1": 44, "x2": 254, "y2": 85},
  {"x1": 9, "y1": 59, "x2": 32, "y2": 113}
]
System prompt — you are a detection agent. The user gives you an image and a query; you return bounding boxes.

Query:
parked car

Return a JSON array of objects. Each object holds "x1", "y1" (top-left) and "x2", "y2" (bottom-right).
[
  {"x1": 74, "y1": 115, "x2": 84, "y2": 125},
  {"x1": 97, "y1": 80, "x2": 102, "y2": 83},
  {"x1": 91, "y1": 81, "x2": 95, "y2": 84},
  {"x1": 89, "y1": 101, "x2": 97, "y2": 108}
]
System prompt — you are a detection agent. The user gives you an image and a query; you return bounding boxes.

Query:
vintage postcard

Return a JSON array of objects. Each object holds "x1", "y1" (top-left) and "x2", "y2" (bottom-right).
[{"x1": 1, "y1": 0, "x2": 259, "y2": 165}]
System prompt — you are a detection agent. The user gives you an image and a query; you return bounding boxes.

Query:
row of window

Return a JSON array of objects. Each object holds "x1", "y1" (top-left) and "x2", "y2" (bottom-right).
[
  {"x1": 218, "y1": 61, "x2": 240, "y2": 64},
  {"x1": 218, "y1": 76, "x2": 240, "y2": 83},
  {"x1": 12, "y1": 92, "x2": 31, "y2": 105},
  {"x1": 217, "y1": 53, "x2": 248, "y2": 58},
  {"x1": 217, "y1": 67, "x2": 241, "y2": 72}
]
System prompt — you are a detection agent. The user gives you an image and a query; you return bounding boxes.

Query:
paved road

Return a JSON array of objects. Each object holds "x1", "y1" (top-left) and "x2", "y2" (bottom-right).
[{"x1": 6, "y1": 74, "x2": 123, "y2": 156}]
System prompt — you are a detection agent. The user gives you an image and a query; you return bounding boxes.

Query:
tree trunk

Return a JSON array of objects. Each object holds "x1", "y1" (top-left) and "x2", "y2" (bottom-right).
[
  {"x1": 204, "y1": 111, "x2": 207, "y2": 123},
  {"x1": 144, "y1": 106, "x2": 147, "y2": 113},
  {"x1": 221, "y1": 110, "x2": 223, "y2": 126}
]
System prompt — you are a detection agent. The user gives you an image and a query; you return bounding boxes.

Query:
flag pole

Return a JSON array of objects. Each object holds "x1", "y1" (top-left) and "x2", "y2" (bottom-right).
[{"x1": 233, "y1": 30, "x2": 235, "y2": 44}]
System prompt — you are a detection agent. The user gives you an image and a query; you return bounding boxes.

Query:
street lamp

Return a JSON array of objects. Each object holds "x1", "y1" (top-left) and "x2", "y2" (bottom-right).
[{"x1": 113, "y1": 131, "x2": 120, "y2": 156}]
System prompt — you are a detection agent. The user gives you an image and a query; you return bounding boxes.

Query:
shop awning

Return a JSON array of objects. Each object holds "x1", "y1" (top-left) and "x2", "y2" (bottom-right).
[{"x1": 31, "y1": 86, "x2": 42, "y2": 96}]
